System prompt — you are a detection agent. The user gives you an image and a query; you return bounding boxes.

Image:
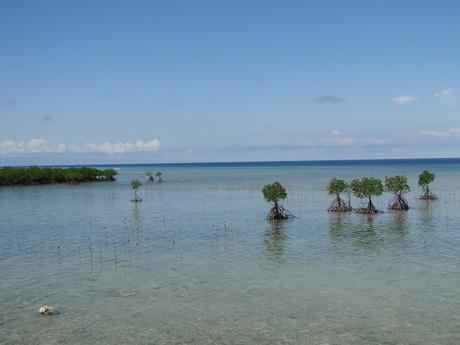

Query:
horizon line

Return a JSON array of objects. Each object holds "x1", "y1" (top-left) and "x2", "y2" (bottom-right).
[{"x1": 3, "y1": 156, "x2": 460, "y2": 168}]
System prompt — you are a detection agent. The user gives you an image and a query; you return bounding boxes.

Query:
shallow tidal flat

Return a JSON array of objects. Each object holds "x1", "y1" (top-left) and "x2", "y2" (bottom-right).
[{"x1": 1, "y1": 160, "x2": 460, "y2": 344}]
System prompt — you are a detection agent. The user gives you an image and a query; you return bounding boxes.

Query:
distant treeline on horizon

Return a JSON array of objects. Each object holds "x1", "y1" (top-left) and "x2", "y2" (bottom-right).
[{"x1": 0, "y1": 166, "x2": 118, "y2": 186}]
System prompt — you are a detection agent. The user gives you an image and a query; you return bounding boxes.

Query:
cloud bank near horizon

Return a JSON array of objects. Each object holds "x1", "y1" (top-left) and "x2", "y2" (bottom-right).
[
  {"x1": 4, "y1": 127, "x2": 460, "y2": 158},
  {"x1": 417, "y1": 127, "x2": 460, "y2": 139},
  {"x1": 0, "y1": 138, "x2": 160, "y2": 155}
]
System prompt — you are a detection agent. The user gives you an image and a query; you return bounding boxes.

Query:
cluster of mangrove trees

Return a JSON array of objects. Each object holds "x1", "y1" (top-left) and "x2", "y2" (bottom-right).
[
  {"x1": 327, "y1": 170, "x2": 436, "y2": 214},
  {"x1": 0, "y1": 166, "x2": 117, "y2": 186},
  {"x1": 130, "y1": 170, "x2": 163, "y2": 202},
  {"x1": 145, "y1": 171, "x2": 162, "y2": 183},
  {"x1": 261, "y1": 170, "x2": 437, "y2": 220}
]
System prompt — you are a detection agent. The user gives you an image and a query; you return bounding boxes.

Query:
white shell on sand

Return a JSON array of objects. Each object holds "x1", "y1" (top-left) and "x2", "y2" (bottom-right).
[{"x1": 38, "y1": 305, "x2": 55, "y2": 316}]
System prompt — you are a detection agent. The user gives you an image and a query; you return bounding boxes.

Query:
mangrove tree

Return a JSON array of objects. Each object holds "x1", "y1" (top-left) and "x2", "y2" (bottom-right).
[
  {"x1": 385, "y1": 175, "x2": 410, "y2": 210},
  {"x1": 130, "y1": 179, "x2": 142, "y2": 202},
  {"x1": 262, "y1": 181, "x2": 292, "y2": 220},
  {"x1": 350, "y1": 177, "x2": 384, "y2": 214},
  {"x1": 327, "y1": 178, "x2": 351, "y2": 212},
  {"x1": 418, "y1": 170, "x2": 437, "y2": 200},
  {"x1": 156, "y1": 171, "x2": 162, "y2": 183}
]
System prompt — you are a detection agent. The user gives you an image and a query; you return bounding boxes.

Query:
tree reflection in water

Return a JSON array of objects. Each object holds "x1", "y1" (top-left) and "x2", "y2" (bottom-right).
[
  {"x1": 329, "y1": 214, "x2": 381, "y2": 253},
  {"x1": 264, "y1": 220, "x2": 288, "y2": 266},
  {"x1": 419, "y1": 199, "x2": 435, "y2": 231},
  {"x1": 329, "y1": 211, "x2": 414, "y2": 255},
  {"x1": 390, "y1": 210, "x2": 409, "y2": 239},
  {"x1": 132, "y1": 203, "x2": 142, "y2": 224},
  {"x1": 351, "y1": 216, "x2": 380, "y2": 253},
  {"x1": 328, "y1": 213, "x2": 348, "y2": 241}
]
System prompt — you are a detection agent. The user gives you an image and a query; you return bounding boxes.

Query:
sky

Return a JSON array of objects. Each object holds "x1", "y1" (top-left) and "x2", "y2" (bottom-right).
[{"x1": 1, "y1": 0, "x2": 460, "y2": 165}]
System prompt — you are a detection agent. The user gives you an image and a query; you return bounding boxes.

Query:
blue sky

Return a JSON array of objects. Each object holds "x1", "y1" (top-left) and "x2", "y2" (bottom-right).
[{"x1": 1, "y1": 0, "x2": 459, "y2": 164}]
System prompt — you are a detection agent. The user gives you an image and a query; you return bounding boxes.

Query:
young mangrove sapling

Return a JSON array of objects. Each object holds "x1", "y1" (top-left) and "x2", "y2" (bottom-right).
[{"x1": 130, "y1": 179, "x2": 142, "y2": 202}]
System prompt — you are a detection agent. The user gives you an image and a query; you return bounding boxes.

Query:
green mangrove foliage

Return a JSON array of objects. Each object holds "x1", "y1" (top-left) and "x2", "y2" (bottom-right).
[
  {"x1": 155, "y1": 171, "x2": 162, "y2": 183},
  {"x1": 350, "y1": 177, "x2": 384, "y2": 214},
  {"x1": 0, "y1": 166, "x2": 117, "y2": 186},
  {"x1": 418, "y1": 170, "x2": 437, "y2": 200},
  {"x1": 327, "y1": 178, "x2": 351, "y2": 212},
  {"x1": 385, "y1": 176, "x2": 410, "y2": 210},
  {"x1": 262, "y1": 181, "x2": 291, "y2": 220},
  {"x1": 130, "y1": 179, "x2": 142, "y2": 202}
]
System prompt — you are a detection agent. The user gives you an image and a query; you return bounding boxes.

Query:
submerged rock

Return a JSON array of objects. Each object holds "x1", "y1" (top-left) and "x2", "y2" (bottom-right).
[{"x1": 38, "y1": 305, "x2": 55, "y2": 316}]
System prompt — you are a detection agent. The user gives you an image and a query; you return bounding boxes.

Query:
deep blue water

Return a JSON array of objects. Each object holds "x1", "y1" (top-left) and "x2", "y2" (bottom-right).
[{"x1": 54, "y1": 157, "x2": 460, "y2": 168}]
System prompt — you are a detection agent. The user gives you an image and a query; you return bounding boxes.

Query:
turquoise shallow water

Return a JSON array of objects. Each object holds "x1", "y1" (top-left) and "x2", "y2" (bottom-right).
[{"x1": 1, "y1": 160, "x2": 460, "y2": 344}]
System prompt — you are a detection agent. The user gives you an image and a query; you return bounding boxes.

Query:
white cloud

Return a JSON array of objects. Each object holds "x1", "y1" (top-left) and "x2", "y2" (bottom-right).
[
  {"x1": 434, "y1": 88, "x2": 456, "y2": 107},
  {"x1": 322, "y1": 131, "x2": 386, "y2": 147},
  {"x1": 76, "y1": 139, "x2": 160, "y2": 154},
  {"x1": 326, "y1": 130, "x2": 354, "y2": 146},
  {"x1": 434, "y1": 88, "x2": 453, "y2": 98},
  {"x1": 365, "y1": 138, "x2": 386, "y2": 145},
  {"x1": 0, "y1": 138, "x2": 53, "y2": 154},
  {"x1": 56, "y1": 143, "x2": 67, "y2": 153},
  {"x1": 329, "y1": 136, "x2": 354, "y2": 146},
  {"x1": 0, "y1": 138, "x2": 160, "y2": 155},
  {"x1": 417, "y1": 127, "x2": 460, "y2": 138},
  {"x1": 448, "y1": 127, "x2": 460, "y2": 135},
  {"x1": 391, "y1": 95, "x2": 419, "y2": 105},
  {"x1": 417, "y1": 130, "x2": 449, "y2": 138}
]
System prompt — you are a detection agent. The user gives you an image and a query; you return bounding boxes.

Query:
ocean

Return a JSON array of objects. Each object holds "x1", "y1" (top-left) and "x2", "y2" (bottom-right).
[{"x1": 1, "y1": 159, "x2": 459, "y2": 344}]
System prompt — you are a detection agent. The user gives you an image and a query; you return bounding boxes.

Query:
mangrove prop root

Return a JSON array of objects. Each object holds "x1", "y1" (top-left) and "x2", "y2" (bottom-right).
[
  {"x1": 266, "y1": 205, "x2": 292, "y2": 220},
  {"x1": 355, "y1": 200, "x2": 381, "y2": 214},
  {"x1": 328, "y1": 198, "x2": 351, "y2": 212},
  {"x1": 419, "y1": 186, "x2": 437, "y2": 200},
  {"x1": 388, "y1": 195, "x2": 409, "y2": 210},
  {"x1": 419, "y1": 192, "x2": 438, "y2": 200}
]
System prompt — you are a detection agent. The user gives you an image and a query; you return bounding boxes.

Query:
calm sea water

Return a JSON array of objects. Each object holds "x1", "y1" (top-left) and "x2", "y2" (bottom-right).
[{"x1": 1, "y1": 159, "x2": 459, "y2": 345}]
